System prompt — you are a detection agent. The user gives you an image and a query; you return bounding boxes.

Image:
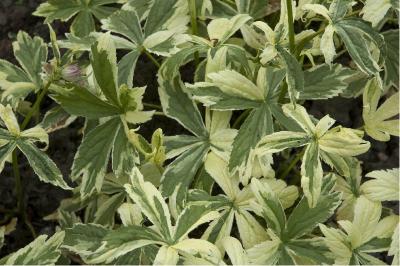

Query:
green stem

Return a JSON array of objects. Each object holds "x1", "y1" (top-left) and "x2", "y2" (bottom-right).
[
  {"x1": 21, "y1": 80, "x2": 52, "y2": 130},
  {"x1": 154, "y1": 111, "x2": 167, "y2": 117},
  {"x1": 188, "y1": 0, "x2": 199, "y2": 66},
  {"x1": 232, "y1": 109, "x2": 251, "y2": 129},
  {"x1": 12, "y1": 150, "x2": 37, "y2": 237},
  {"x1": 278, "y1": 149, "x2": 304, "y2": 180},
  {"x1": 12, "y1": 151, "x2": 23, "y2": 216},
  {"x1": 144, "y1": 103, "x2": 163, "y2": 110},
  {"x1": 143, "y1": 50, "x2": 161, "y2": 68},
  {"x1": 278, "y1": 0, "x2": 296, "y2": 104},
  {"x1": 11, "y1": 80, "x2": 52, "y2": 237},
  {"x1": 286, "y1": 0, "x2": 295, "y2": 54},
  {"x1": 278, "y1": 82, "x2": 288, "y2": 104}
]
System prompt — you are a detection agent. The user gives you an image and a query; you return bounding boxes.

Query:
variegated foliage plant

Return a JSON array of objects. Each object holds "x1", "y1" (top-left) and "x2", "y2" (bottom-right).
[{"x1": 0, "y1": 0, "x2": 399, "y2": 265}]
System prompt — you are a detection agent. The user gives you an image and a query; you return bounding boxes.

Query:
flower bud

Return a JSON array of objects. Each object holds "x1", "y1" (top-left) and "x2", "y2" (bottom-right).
[{"x1": 61, "y1": 63, "x2": 82, "y2": 82}]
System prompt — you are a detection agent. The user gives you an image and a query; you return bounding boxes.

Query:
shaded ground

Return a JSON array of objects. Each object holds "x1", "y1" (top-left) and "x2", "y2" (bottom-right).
[{"x1": 0, "y1": 0, "x2": 398, "y2": 260}]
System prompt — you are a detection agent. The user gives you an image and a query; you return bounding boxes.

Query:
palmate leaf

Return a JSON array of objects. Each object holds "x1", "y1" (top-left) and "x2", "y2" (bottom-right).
[
  {"x1": 362, "y1": 77, "x2": 399, "y2": 141},
  {"x1": 304, "y1": 3, "x2": 385, "y2": 76},
  {"x1": 361, "y1": 168, "x2": 400, "y2": 202},
  {"x1": 34, "y1": 0, "x2": 122, "y2": 37},
  {"x1": 247, "y1": 174, "x2": 340, "y2": 265},
  {"x1": 80, "y1": 167, "x2": 220, "y2": 265},
  {"x1": 0, "y1": 105, "x2": 70, "y2": 190},
  {"x1": 0, "y1": 232, "x2": 64, "y2": 265},
  {"x1": 54, "y1": 33, "x2": 156, "y2": 198},
  {"x1": 0, "y1": 32, "x2": 47, "y2": 104},
  {"x1": 256, "y1": 104, "x2": 369, "y2": 207},
  {"x1": 100, "y1": 0, "x2": 189, "y2": 85},
  {"x1": 194, "y1": 153, "x2": 296, "y2": 249},
  {"x1": 190, "y1": 66, "x2": 291, "y2": 183},
  {"x1": 320, "y1": 196, "x2": 396, "y2": 265}
]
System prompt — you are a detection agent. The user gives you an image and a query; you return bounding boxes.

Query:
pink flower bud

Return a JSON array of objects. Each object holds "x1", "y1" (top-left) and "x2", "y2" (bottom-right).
[{"x1": 61, "y1": 64, "x2": 82, "y2": 82}]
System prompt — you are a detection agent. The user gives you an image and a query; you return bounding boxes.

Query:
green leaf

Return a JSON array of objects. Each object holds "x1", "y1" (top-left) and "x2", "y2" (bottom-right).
[
  {"x1": 256, "y1": 131, "x2": 309, "y2": 154},
  {"x1": 125, "y1": 167, "x2": 173, "y2": 240},
  {"x1": 383, "y1": 30, "x2": 399, "y2": 88},
  {"x1": 174, "y1": 203, "x2": 219, "y2": 241},
  {"x1": 63, "y1": 223, "x2": 109, "y2": 257},
  {"x1": 229, "y1": 104, "x2": 273, "y2": 180},
  {"x1": 161, "y1": 142, "x2": 209, "y2": 196},
  {"x1": 112, "y1": 125, "x2": 138, "y2": 177},
  {"x1": 144, "y1": 0, "x2": 189, "y2": 36},
  {"x1": 276, "y1": 46, "x2": 303, "y2": 104},
  {"x1": 117, "y1": 50, "x2": 140, "y2": 88},
  {"x1": 101, "y1": 9, "x2": 144, "y2": 45},
  {"x1": 92, "y1": 226, "x2": 163, "y2": 264},
  {"x1": 250, "y1": 178, "x2": 286, "y2": 237},
  {"x1": 298, "y1": 64, "x2": 355, "y2": 100},
  {"x1": 158, "y1": 46, "x2": 208, "y2": 137},
  {"x1": 71, "y1": 118, "x2": 121, "y2": 198},
  {"x1": 287, "y1": 238, "x2": 334, "y2": 265},
  {"x1": 2, "y1": 232, "x2": 64, "y2": 265},
  {"x1": 71, "y1": 10, "x2": 96, "y2": 37},
  {"x1": 91, "y1": 33, "x2": 120, "y2": 106},
  {"x1": 236, "y1": 0, "x2": 269, "y2": 19},
  {"x1": 301, "y1": 142, "x2": 323, "y2": 208},
  {"x1": 334, "y1": 19, "x2": 382, "y2": 75},
  {"x1": 207, "y1": 14, "x2": 252, "y2": 45},
  {"x1": 284, "y1": 182, "x2": 341, "y2": 240},
  {"x1": 0, "y1": 141, "x2": 16, "y2": 172},
  {"x1": 12, "y1": 31, "x2": 47, "y2": 88},
  {"x1": 39, "y1": 106, "x2": 76, "y2": 133},
  {"x1": 0, "y1": 59, "x2": 34, "y2": 103},
  {"x1": 34, "y1": 0, "x2": 120, "y2": 37},
  {"x1": 51, "y1": 84, "x2": 122, "y2": 119},
  {"x1": 17, "y1": 140, "x2": 71, "y2": 190},
  {"x1": 93, "y1": 192, "x2": 126, "y2": 226},
  {"x1": 329, "y1": 0, "x2": 353, "y2": 21}
]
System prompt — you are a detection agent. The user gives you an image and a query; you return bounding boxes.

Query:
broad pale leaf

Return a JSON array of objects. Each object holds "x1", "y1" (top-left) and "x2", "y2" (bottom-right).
[
  {"x1": 362, "y1": 77, "x2": 399, "y2": 141},
  {"x1": 361, "y1": 169, "x2": 399, "y2": 201}
]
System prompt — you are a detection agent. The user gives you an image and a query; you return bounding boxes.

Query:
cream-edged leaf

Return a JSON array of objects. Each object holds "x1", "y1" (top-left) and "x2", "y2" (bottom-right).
[
  {"x1": 3, "y1": 232, "x2": 64, "y2": 265},
  {"x1": 361, "y1": 168, "x2": 399, "y2": 201},
  {"x1": 125, "y1": 167, "x2": 173, "y2": 240},
  {"x1": 362, "y1": 77, "x2": 399, "y2": 141}
]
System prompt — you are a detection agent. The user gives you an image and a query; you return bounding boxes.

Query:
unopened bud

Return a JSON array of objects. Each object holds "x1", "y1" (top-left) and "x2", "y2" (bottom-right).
[{"x1": 61, "y1": 64, "x2": 82, "y2": 82}]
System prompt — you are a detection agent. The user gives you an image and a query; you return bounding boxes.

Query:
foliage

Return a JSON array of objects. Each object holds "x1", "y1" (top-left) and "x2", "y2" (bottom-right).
[{"x1": 0, "y1": 0, "x2": 398, "y2": 265}]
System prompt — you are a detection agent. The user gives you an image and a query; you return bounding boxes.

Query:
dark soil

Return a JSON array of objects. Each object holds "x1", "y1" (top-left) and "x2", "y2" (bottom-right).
[{"x1": 0, "y1": 0, "x2": 398, "y2": 260}]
